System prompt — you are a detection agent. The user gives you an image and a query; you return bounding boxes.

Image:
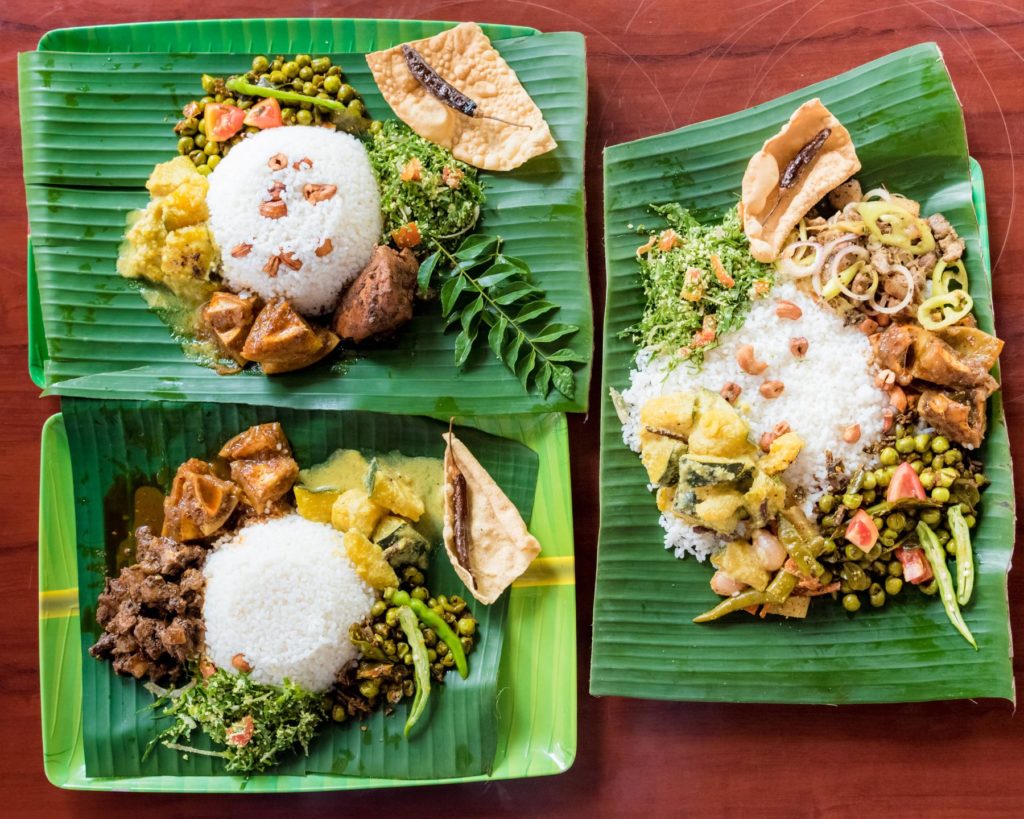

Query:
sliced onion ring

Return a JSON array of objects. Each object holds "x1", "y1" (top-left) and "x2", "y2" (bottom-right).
[
  {"x1": 837, "y1": 266, "x2": 878, "y2": 302},
  {"x1": 862, "y1": 187, "x2": 891, "y2": 202},
  {"x1": 869, "y1": 263, "x2": 915, "y2": 314},
  {"x1": 811, "y1": 233, "x2": 858, "y2": 295},
  {"x1": 778, "y1": 240, "x2": 823, "y2": 279}
]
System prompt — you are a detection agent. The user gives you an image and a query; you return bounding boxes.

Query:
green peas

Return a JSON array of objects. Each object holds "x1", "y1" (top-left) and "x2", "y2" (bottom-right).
[
  {"x1": 200, "y1": 73, "x2": 218, "y2": 93},
  {"x1": 252, "y1": 55, "x2": 270, "y2": 73},
  {"x1": 914, "y1": 433, "x2": 932, "y2": 453},
  {"x1": 337, "y1": 83, "x2": 357, "y2": 103},
  {"x1": 299, "y1": 65, "x2": 313, "y2": 81},
  {"x1": 457, "y1": 617, "x2": 477, "y2": 637},
  {"x1": 881, "y1": 529, "x2": 898, "y2": 546},
  {"x1": 842, "y1": 493, "x2": 863, "y2": 510},
  {"x1": 332, "y1": 704, "x2": 347, "y2": 722},
  {"x1": 269, "y1": 69, "x2": 286, "y2": 85},
  {"x1": 194, "y1": 132, "x2": 208, "y2": 149},
  {"x1": 873, "y1": 468, "x2": 890, "y2": 488},
  {"x1": 296, "y1": 109, "x2": 313, "y2": 125},
  {"x1": 869, "y1": 583, "x2": 886, "y2": 608},
  {"x1": 311, "y1": 56, "x2": 332, "y2": 73},
  {"x1": 931, "y1": 486, "x2": 951, "y2": 503},
  {"x1": 195, "y1": 164, "x2": 212, "y2": 176},
  {"x1": 945, "y1": 448, "x2": 962, "y2": 464},
  {"x1": 921, "y1": 509, "x2": 942, "y2": 527},
  {"x1": 176, "y1": 136, "x2": 194, "y2": 154},
  {"x1": 887, "y1": 560, "x2": 903, "y2": 577},
  {"x1": 975, "y1": 473, "x2": 987, "y2": 486},
  {"x1": 290, "y1": 78, "x2": 304, "y2": 91},
  {"x1": 880, "y1": 446, "x2": 899, "y2": 466},
  {"x1": 323, "y1": 74, "x2": 342, "y2": 95},
  {"x1": 895, "y1": 436, "x2": 916, "y2": 454},
  {"x1": 327, "y1": 65, "x2": 342, "y2": 77},
  {"x1": 295, "y1": 54, "x2": 312, "y2": 68},
  {"x1": 316, "y1": 91, "x2": 331, "y2": 100},
  {"x1": 206, "y1": 154, "x2": 221, "y2": 171},
  {"x1": 919, "y1": 470, "x2": 935, "y2": 490},
  {"x1": 862, "y1": 472, "x2": 877, "y2": 491},
  {"x1": 931, "y1": 435, "x2": 950, "y2": 454},
  {"x1": 818, "y1": 494, "x2": 836, "y2": 514},
  {"x1": 945, "y1": 538, "x2": 957, "y2": 557},
  {"x1": 282, "y1": 60, "x2": 299, "y2": 79},
  {"x1": 359, "y1": 680, "x2": 380, "y2": 698},
  {"x1": 281, "y1": 107, "x2": 297, "y2": 124},
  {"x1": 965, "y1": 514, "x2": 977, "y2": 528},
  {"x1": 188, "y1": 150, "x2": 206, "y2": 166},
  {"x1": 178, "y1": 116, "x2": 199, "y2": 135},
  {"x1": 203, "y1": 141, "x2": 220, "y2": 156},
  {"x1": 411, "y1": 586, "x2": 429, "y2": 601},
  {"x1": 302, "y1": 81, "x2": 317, "y2": 97},
  {"x1": 886, "y1": 512, "x2": 907, "y2": 532},
  {"x1": 885, "y1": 577, "x2": 903, "y2": 595},
  {"x1": 312, "y1": 73, "x2": 325, "y2": 87},
  {"x1": 845, "y1": 544, "x2": 865, "y2": 560},
  {"x1": 939, "y1": 467, "x2": 958, "y2": 488},
  {"x1": 822, "y1": 539, "x2": 837, "y2": 555},
  {"x1": 910, "y1": 460, "x2": 924, "y2": 475},
  {"x1": 271, "y1": 57, "x2": 284, "y2": 71},
  {"x1": 866, "y1": 544, "x2": 882, "y2": 561},
  {"x1": 842, "y1": 593, "x2": 862, "y2": 612},
  {"x1": 872, "y1": 516, "x2": 884, "y2": 531},
  {"x1": 347, "y1": 99, "x2": 367, "y2": 118},
  {"x1": 370, "y1": 600, "x2": 387, "y2": 618}
]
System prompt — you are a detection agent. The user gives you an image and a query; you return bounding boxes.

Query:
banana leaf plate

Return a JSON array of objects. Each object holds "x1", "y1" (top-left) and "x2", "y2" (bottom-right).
[
  {"x1": 39, "y1": 401, "x2": 576, "y2": 791},
  {"x1": 19, "y1": 18, "x2": 591, "y2": 413},
  {"x1": 591, "y1": 43, "x2": 1015, "y2": 704}
]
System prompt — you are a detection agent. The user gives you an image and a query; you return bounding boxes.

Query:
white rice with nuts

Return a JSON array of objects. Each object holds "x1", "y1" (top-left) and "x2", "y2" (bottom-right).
[
  {"x1": 207, "y1": 126, "x2": 381, "y2": 315},
  {"x1": 202, "y1": 515, "x2": 376, "y2": 692},
  {"x1": 620, "y1": 280, "x2": 888, "y2": 560}
]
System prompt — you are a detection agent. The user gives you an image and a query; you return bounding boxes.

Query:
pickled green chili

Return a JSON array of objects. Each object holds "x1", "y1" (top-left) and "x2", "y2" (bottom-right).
[
  {"x1": 948, "y1": 506, "x2": 975, "y2": 606},
  {"x1": 764, "y1": 570, "x2": 798, "y2": 604},
  {"x1": 693, "y1": 590, "x2": 766, "y2": 623},
  {"x1": 391, "y1": 590, "x2": 469, "y2": 678},
  {"x1": 917, "y1": 522, "x2": 977, "y2": 649},
  {"x1": 397, "y1": 606, "x2": 431, "y2": 736}
]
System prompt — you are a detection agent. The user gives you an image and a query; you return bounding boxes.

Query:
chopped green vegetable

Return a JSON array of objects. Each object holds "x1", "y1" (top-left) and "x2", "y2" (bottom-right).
[
  {"x1": 148, "y1": 668, "x2": 326, "y2": 775},
  {"x1": 367, "y1": 120, "x2": 484, "y2": 254},
  {"x1": 626, "y1": 204, "x2": 774, "y2": 368}
]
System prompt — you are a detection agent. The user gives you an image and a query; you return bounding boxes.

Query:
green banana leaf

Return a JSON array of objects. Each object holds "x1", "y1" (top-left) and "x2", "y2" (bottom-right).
[
  {"x1": 63, "y1": 398, "x2": 537, "y2": 779},
  {"x1": 592, "y1": 43, "x2": 1015, "y2": 704},
  {"x1": 19, "y1": 20, "x2": 591, "y2": 413}
]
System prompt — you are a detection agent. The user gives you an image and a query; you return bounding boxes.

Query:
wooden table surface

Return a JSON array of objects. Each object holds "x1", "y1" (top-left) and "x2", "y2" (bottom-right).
[{"x1": 5, "y1": 1, "x2": 1024, "y2": 815}]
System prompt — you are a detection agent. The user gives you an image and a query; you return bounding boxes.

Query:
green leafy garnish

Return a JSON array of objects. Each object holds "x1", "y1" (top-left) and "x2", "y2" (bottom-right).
[
  {"x1": 367, "y1": 120, "x2": 484, "y2": 254},
  {"x1": 627, "y1": 204, "x2": 774, "y2": 368},
  {"x1": 147, "y1": 668, "x2": 326, "y2": 775},
  {"x1": 420, "y1": 234, "x2": 585, "y2": 399}
]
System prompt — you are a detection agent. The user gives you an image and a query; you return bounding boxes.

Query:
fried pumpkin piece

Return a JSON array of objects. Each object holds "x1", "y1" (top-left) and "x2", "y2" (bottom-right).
[
  {"x1": 202, "y1": 292, "x2": 261, "y2": 367},
  {"x1": 242, "y1": 299, "x2": 340, "y2": 375},
  {"x1": 343, "y1": 530, "x2": 400, "y2": 590},
  {"x1": 758, "y1": 432, "x2": 804, "y2": 475},
  {"x1": 219, "y1": 422, "x2": 293, "y2": 461},
  {"x1": 162, "y1": 458, "x2": 240, "y2": 542}
]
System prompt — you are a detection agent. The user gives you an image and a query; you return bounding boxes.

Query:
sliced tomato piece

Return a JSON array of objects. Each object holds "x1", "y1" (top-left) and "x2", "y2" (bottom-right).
[
  {"x1": 896, "y1": 546, "x2": 934, "y2": 585},
  {"x1": 243, "y1": 97, "x2": 282, "y2": 129},
  {"x1": 844, "y1": 509, "x2": 879, "y2": 551},
  {"x1": 225, "y1": 714, "x2": 254, "y2": 747},
  {"x1": 886, "y1": 462, "x2": 927, "y2": 502},
  {"x1": 391, "y1": 221, "x2": 421, "y2": 249},
  {"x1": 205, "y1": 103, "x2": 246, "y2": 142}
]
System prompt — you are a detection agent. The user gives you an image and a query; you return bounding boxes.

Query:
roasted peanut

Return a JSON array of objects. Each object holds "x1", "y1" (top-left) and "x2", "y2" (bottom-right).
[
  {"x1": 720, "y1": 382, "x2": 742, "y2": 404},
  {"x1": 736, "y1": 344, "x2": 768, "y2": 375},
  {"x1": 267, "y1": 153, "x2": 288, "y2": 170},
  {"x1": 315, "y1": 238, "x2": 334, "y2": 257},
  {"x1": 889, "y1": 385, "x2": 908, "y2": 412},
  {"x1": 231, "y1": 243, "x2": 252, "y2": 258},
  {"x1": 259, "y1": 199, "x2": 288, "y2": 219},
  {"x1": 875, "y1": 369, "x2": 896, "y2": 390},
  {"x1": 231, "y1": 653, "x2": 252, "y2": 673},
  {"x1": 843, "y1": 424, "x2": 862, "y2": 443},
  {"x1": 775, "y1": 300, "x2": 802, "y2": 320},
  {"x1": 790, "y1": 337, "x2": 809, "y2": 358},
  {"x1": 759, "y1": 380, "x2": 784, "y2": 399},
  {"x1": 760, "y1": 421, "x2": 791, "y2": 452},
  {"x1": 303, "y1": 183, "x2": 338, "y2": 204}
]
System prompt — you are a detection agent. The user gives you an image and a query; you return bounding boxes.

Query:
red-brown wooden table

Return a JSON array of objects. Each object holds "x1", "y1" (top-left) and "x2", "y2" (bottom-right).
[{"x1": 5, "y1": 2, "x2": 1024, "y2": 816}]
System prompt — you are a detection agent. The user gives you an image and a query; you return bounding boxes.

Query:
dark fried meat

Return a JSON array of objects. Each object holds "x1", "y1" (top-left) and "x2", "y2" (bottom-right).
[
  {"x1": 89, "y1": 525, "x2": 207, "y2": 685},
  {"x1": 332, "y1": 245, "x2": 419, "y2": 343}
]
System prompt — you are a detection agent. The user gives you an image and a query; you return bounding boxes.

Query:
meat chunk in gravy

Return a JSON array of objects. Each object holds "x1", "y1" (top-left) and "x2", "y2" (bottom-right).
[
  {"x1": 333, "y1": 245, "x2": 419, "y2": 342},
  {"x1": 219, "y1": 422, "x2": 299, "y2": 516},
  {"x1": 162, "y1": 459, "x2": 239, "y2": 542}
]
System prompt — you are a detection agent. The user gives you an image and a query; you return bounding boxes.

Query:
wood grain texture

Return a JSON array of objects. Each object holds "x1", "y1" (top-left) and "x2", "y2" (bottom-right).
[{"x1": 4, "y1": 0, "x2": 1024, "y2": 815}]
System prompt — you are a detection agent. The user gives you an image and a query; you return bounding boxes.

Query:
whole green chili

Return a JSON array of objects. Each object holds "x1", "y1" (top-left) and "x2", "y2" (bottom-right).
[
  {"x1": 224, "y1": 77, "x2": 369, "y2": 132},
  {"x1": 916, "y1": 522, "x2": 977, "y2": 649},
  {"x1": 391, "y1": 590, "x2": 469, "y2": 678},
  {"x1": 693, "y1": 589, "x2": 766, "y2": 623},
  {"x1": 396, "y1": 605, "x2": 431, "y2": 737},
  {"x1": 948, "y1": 506, "x2": 975, "y2": 606}
]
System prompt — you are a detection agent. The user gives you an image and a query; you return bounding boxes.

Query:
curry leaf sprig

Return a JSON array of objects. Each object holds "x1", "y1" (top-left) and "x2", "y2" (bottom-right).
[{"x1": 419, "y1": 234, "x2": 585, "y2": 400}]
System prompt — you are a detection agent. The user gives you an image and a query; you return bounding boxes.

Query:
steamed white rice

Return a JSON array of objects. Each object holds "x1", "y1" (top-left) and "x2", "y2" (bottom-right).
[
  {"x1": 620, "y1": 281, "x2": 888, "y2": 560},
  {"x1": 202, "y1": 515, "x2": 376, "y2": 692},
  {"x1": 207, "y1": 126, "x2": 382, "y2": 315}
]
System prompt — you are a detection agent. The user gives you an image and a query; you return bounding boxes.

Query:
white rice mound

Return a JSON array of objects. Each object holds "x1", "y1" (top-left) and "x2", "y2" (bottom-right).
[
  {"x1": 202, "y1": 514, "x2": 376, "y2": 692},
  {"x1": 206, "y1": 126, "x2": 382, "y2": 315},
  {"x1": 621, "y1": 280, "x2": 889, "y2": 561}
]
